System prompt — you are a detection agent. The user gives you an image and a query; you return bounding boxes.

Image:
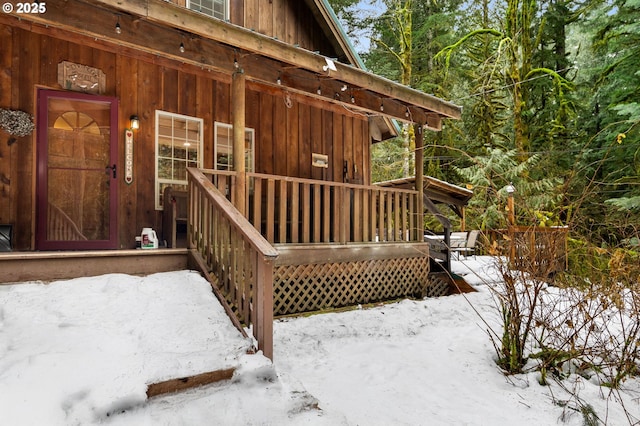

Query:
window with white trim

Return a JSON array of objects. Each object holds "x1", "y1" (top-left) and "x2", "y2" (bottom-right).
[
  {"x1": 155, "y1": 111, "x2": 204, "y2": 209},
  {"x1": 214, "y1": 122, "x2": 255, "y2": 172},
  {"x1": 187, "y1": 0, "x2": 228, "y2": 20}
]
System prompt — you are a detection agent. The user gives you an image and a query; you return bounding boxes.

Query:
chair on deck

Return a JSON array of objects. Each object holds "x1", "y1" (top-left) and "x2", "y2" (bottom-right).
[
  {"x1": 449, "y1": 231, "x2": 468, "y2": 249},
  {"x1": 452, "y1": 230, "x2": 479, "y2": 259},
  {"x1": 162, "y1": 187, "x2": 188, "y2": 248}
]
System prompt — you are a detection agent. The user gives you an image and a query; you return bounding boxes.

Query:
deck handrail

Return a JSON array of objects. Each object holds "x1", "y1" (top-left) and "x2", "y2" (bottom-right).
[
  {"x1": 199, "y1": 169, "x2": 424, "y2": 245},
  {"x1": 187, "y1": 168, "x2": 278, "y2": 360}
]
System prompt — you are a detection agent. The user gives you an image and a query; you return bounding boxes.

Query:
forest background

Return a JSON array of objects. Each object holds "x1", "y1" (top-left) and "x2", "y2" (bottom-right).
[{"x1": 328, "y1": 0, "x2": 639, "y2": 277}]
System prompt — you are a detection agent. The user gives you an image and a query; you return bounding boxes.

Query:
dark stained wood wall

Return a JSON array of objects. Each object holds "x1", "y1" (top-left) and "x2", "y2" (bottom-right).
[
  {"x1": 230, "y1": 0, "x2": 340, "y2": 60},
  {"x1": 169, "y1": 0, "x2": 339, "y2": 57},
  {"x1": 0, "y1": 22, "x2": 369, "y2": 250}
]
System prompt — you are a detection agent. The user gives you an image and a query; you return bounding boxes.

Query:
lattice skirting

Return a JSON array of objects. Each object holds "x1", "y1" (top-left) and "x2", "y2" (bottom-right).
[{"x1": 273, "y1": 256, "x2": 431, "y2": 316}]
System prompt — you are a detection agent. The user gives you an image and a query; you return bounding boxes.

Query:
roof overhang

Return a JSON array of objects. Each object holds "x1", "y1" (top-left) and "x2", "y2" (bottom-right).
[
  {"x1": 5, "y1": 0, "x2": 462, "y2": 129},
  {"x1": 303, "y1": 0, "x2": 401, "y2": 140},
  {"x1": 376, "y1": 176, "x2": 473, "y2": 219}
]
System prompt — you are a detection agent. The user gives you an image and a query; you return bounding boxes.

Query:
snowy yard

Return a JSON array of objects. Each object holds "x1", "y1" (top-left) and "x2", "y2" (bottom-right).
[{"x1": 1, "y1": 257, "x2": 638, "y2": 425}]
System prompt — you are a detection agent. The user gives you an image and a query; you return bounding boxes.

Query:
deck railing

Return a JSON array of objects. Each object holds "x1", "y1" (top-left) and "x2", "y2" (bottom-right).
[
  {"x1": 199, "y1": 169, "x2": 424, "y2": 245},
  {"x1": 187, "y1": 168, "x2": 279, "y2": 359},
  {"x1": 487, "y1": 226, "x2": 568, "y2": 278}
]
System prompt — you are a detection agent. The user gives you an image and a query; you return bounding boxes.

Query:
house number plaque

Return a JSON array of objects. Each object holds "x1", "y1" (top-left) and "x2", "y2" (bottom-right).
[{"x1": 124, "y1": 129, "x2": 134, "y2": 185}]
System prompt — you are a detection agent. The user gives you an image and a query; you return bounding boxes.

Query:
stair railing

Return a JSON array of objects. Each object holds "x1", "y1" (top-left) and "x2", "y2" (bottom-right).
[{"x1": 187, "y1": 168, "x2": 279, "y2": 360}]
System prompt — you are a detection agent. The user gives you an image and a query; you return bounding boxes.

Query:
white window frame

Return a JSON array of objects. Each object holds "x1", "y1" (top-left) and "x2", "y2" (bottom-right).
[
  {"x1": 214, "y1": 122, "x2": 255, "y2": 172},
  {"x1": 186, "y1": 0, "x2": 229, "y2": 20},
  {"x1": 155, "y1": 111, "x2": 204, "y2": 210}
]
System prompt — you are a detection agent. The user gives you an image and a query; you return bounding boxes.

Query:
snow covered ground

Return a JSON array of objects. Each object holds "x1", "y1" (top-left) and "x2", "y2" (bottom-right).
[{"x1": 1, "y1": 257, "x2": 638, "y2": 425}]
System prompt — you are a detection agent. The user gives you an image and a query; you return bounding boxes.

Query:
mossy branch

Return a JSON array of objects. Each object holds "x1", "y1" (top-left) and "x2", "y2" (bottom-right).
[{"x1": 435, "y1": 29, "x2": 503, "y2": 72}]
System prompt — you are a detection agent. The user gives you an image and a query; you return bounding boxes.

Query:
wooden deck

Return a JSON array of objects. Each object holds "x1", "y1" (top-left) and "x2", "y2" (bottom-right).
[{"x1": 0, "y1": 249, "x2": 189, "y2": 284}]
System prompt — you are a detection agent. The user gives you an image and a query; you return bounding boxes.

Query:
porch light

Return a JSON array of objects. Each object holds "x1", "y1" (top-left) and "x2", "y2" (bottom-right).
[
  {"x1": 179, "y1": 42, "x2": 185, "y2": 53},
  {"x1": 129, "y1": 115, "x2": 139, "y2": 130},
  {"x1": 115, "y1": 15, "x2": 121, "y2": 34}
]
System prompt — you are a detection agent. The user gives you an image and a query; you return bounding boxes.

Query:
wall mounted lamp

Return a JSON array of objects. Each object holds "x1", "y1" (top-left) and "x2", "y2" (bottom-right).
[{"x1": 129, "y1": 115, "x2": 140, "y2": 130}]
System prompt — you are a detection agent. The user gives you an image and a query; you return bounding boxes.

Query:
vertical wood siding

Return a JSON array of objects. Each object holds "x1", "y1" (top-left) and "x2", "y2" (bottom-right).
[
  {"x1": 164, "y1": 0, "x2": 338, "y2": 59},
  {"x1": 0, "y1": 25, "x2": 14, "y2": 230},
  {"x1": 0, "y1": 23, "x2": 370, "y2": 250}
]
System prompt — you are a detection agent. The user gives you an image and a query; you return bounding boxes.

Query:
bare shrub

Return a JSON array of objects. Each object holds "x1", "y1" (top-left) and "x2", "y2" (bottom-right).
[{"x1": 485, "y1": 238, "x2": 640, "y2": 424}]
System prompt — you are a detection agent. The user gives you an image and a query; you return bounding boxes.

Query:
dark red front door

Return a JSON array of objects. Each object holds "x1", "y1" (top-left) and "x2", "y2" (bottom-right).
[{"x1": 36, "y1": 90, "x2": 118, "y2": 250}]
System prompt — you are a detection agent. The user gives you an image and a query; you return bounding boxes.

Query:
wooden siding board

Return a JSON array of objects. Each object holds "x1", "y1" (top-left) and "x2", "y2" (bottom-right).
[
  {"x1": 298, "y1": 103, "x2": 311, "y2": 179},
  {"x1": 117, "y1": 54, "x2": 139, "y2": 248},
  {"x1": 362, "y1": 119, "x2": 371, "y2": 185},
  {"x1": 197, "y1": 75, "x2": 214, "y2": 169},
  {"x1": 38, "y1": 35, "x2": 56, "y2": 89},
  {"x1": 230, "y1": 0, "x2": 243, "y2": 25},
  {"x1": 16, "y1": 29, "x2": 39, "y2": 249},
  {"x1": 0, "y1": 25, "x2": 13, "y2": 224},
  {"x1": 285, "y1": 98, "x2": 299, "y2": 177},
  {"x1": 136, "y1": 60, "x2": 161, "y2": 231},
  {"x1": 70, "y1": 43, "x2": 94, "y2": 73},
  {"x1": 258, "y1": 0, "x2": 273, "y2": 36},
  {"x1": 272, "y1": 92, "x2": 287, "y2": 176},
  {"x1": 258, "y1": 92, "x2": 274, "y2": 175},
  {"x1": 353, "y1": 118, "x2": 364, "y2": 184},
  {"x1": 244, "y1": 0, "x2": 257, "y2": 31},
  {"x1": 216, "y1": 81, "x2": 231, "y2": 124},
  {"x1": 310, "y1": 105, "x2": 322, "y2": 181},
  {"x1": 245, "y1": 88, "x2": 259, "y2": 130},
  {"x1": 273, "y1": 0, "x2": 287, "y2": 42},
  {"x1": 163, "y1": 67, "x2": 179, "y2": 112},
  {"x1": 285, "y1": 1, "x2": 297, "y2": 47},
  {"x1": 343, "y1": 116, "x2": 353, "y2": 183},
  {"x1": 93, "y1": 48, "x2": 116, "y2": 96},
  {"x1": 332, "y1": 114, "x2": 344, "y2": 183},
  {"x1": 322, "y1": 109, "x2": 333, "y2": 181},
  {"x1": 179, "y1": 71, "x2": 197, "y2": 117}
]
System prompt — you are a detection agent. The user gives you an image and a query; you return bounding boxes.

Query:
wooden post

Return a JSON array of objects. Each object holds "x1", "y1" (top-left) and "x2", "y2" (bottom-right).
[
  {"x1": 232, "y1": 70, "x2": 246, "y2": 216},
  {"x1": 461, "y1": 207, "x2": 466, "y2": 232},
  {"x1": 508, "y1": 192, "x2": 515, "y2": 264},
  {"x1": 414, "y1": 124, "x2": 424, "y2": 241},
  {"x1": 255, "y1": 254, "x2": 274, "y2": 360}
]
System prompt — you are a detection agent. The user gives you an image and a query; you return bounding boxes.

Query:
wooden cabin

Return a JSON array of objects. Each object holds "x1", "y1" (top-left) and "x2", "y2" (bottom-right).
[{"x1": 0, "y1": 0, "x2": 464, "y2": 358}]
